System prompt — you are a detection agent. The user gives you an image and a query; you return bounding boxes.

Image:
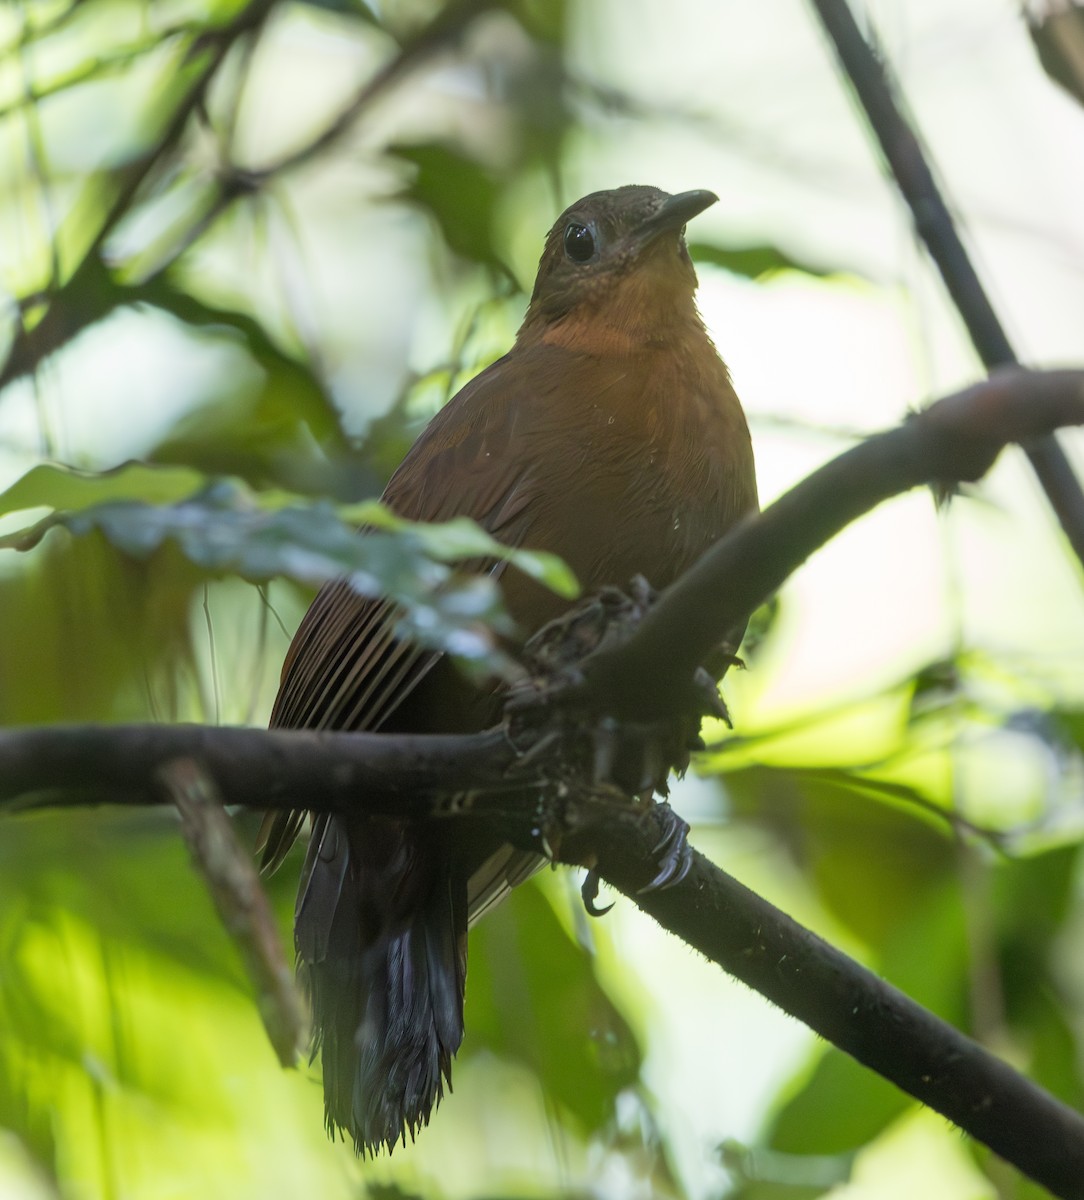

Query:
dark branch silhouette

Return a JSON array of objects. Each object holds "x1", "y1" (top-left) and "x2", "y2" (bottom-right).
[
  {"x1": 0, "y1": 0, "x2": 277, "y2": 390},
  {"x1": 4, "y1": 368, "x2": 1084, "y2": 1197},
  {"x1": 0, "y1": 0, "x2": 499, "y2": 393},
  {"x1": 808, "y1": 0, "x2": 1084, "y2": 571}
]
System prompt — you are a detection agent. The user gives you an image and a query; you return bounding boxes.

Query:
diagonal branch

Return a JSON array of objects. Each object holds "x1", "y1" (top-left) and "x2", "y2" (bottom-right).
[
  {"x1": 571, "y1": 805, "x2": 1084, "y2": 1200},
  {"x1": 0, "y1": 0, "x2": 277, "y2": 390},
  {"x1": 808, "y1": 0, "x2": 1084, "y2": 571},
  {"x1": 0, "y1": 0, "x2": 500, "y2": 392},
  {"x1": 549, "y1": 368, "x2": 1084, "y2": 719}
]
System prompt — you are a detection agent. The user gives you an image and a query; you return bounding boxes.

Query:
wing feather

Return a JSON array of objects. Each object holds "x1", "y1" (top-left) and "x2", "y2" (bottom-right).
[{"x1": 260, "y1": 355, "x2": 546, "y2": 869}]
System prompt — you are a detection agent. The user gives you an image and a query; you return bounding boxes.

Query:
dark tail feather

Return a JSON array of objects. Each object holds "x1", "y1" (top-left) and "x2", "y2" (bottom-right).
[{"x1": 296, "y1": 814, "x2": 467, "y2": 1155}]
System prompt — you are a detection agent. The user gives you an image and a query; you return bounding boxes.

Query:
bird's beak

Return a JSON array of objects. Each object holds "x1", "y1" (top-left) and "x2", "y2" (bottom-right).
[{"x1": 634, "y1": 189, "x2": 718, "y2": 245}]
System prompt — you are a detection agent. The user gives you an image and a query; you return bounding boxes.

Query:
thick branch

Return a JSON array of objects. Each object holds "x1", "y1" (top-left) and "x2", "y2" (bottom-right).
[
  {"x1": 576, "y1": 806, "x2": 1084, "y2": 1200},
  {"x1": 4, "y1": 727, "x2": 1084, "y2": 1196},
  {"x1": 0, "y1": 723, "x2": 518, "y2": 809},
  {"x1": 808, "y1": 0, "x2": 1084, "y2": 570}
]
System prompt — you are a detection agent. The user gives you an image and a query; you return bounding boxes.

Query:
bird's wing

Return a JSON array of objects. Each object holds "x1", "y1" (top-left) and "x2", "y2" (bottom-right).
[{"x1": 258, "y1": 355, "x2": 546, "y2": 874}]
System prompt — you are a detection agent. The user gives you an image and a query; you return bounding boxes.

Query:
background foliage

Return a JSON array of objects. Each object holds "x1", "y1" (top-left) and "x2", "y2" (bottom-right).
[{"x1": 1, "y1": 0, "x2": 1084, "y2": 1197}]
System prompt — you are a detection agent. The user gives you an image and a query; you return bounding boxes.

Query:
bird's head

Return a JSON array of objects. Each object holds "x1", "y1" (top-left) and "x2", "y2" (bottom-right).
[{"x1": 517, "y1": 185, "x2": 718, "y2": 353}]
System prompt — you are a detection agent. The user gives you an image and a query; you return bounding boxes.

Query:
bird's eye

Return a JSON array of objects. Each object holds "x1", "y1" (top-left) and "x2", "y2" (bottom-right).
[{"x1": 563, "y1": 222, "x2": 596, "y2": 263}]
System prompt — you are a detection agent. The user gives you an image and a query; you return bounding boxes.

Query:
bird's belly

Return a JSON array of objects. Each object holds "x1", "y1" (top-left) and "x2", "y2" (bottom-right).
[{"x1": 501, "y1": 455, "x2": 729, "y2": 633}]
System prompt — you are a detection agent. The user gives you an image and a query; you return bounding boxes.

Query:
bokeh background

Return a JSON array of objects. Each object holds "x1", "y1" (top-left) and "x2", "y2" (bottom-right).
[{"x1": 2, "y1": 0, "x2": 1084, "y2": 1197}]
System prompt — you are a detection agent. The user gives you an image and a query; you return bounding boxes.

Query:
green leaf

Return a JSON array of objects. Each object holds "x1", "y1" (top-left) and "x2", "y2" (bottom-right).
[
  {"x1": 509, "y1": 0, "x2": 569, "y2": 44},
  {"x1": 134, "y1": 282, "x2": 355, "y2": 494},
  {"x1": 688, "y1": 242, "x2": 836, "y2": 281},
  {"x1": 361, "y1": 509, "x2": 580, "y2": 598},
  {"x1": 0, "y1": 531, "x2": 204, "y2": 724},
  {"x1": 466, "y1": 881, "x2": 641, "y2": 1133},
  {"x1": 390, "y1": 142, "x2": 506, "y2": 270},
  {"x1": 768, "y1": 1048, "x2": 911, "y2": 1157},
  {"x1": 0, "y1": 461, "x2": 206, "y2": 519},
  {"x1": 1, "y1": 480, "x2": 577, "y2": 671}
]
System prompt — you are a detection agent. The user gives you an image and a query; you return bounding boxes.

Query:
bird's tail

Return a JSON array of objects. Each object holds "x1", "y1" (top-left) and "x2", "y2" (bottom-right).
[{"x1": 295, "y1": 812, "x2": 467, "y2": 1155}]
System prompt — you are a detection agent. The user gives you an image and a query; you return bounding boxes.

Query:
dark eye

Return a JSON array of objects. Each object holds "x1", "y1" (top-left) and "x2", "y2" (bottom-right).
[{"x1": 563, "y1": 222, "x2": 596, "y2": 263}]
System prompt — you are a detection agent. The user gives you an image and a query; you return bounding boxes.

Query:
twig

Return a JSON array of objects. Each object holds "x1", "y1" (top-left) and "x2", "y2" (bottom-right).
[
  {"x1": 808, "y1": 0, "x2": 1084, "y2": 570},
  {"x1": 159, "y1": 757, "x2": 308, "y2": 1066},
  {"x1": 0, "y1": 0, "x2": 276, "y2": 389}
]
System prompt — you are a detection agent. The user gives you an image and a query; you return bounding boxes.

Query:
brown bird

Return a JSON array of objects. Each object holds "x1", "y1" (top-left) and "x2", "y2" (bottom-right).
[{"x1": 259, "y1": 184, "x2": 757, "y2": 1154}]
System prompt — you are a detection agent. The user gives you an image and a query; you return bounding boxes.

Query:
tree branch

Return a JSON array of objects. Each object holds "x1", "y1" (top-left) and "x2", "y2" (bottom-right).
[
  {"x1": 807, "y1": 0, "x2": 1084, "y2": 571},
  {"x1": 6, "y1": 725, "x2": 1084, "y2": 1195},
  {"x1": 0, "y1": 723, "x2": 518, "y2": 810},
  {"x1": 4, "y1": 369, "x2": 1084, "y2": 1196},
  {"x1": 0, "y1": 0, "x2": 277, "y2": 390},
  {"x1": 542, "y1": 368, "x2": 1084, "y2": 719},
  {"x1": 576, "y1": 806, "x2": 1084, "y2": 1200}
]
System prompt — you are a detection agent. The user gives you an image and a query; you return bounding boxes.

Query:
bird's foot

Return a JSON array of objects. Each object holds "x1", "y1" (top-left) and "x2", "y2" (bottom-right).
[
  {"x1": 574, "y1": 800, "x2": 692, "y2": 919},
  {"x1": 639, "y1": 801, "x2": 693, "y2": 893},
  {"x1": 581, "y1": 865, "x2": 614, "y2": 917}
]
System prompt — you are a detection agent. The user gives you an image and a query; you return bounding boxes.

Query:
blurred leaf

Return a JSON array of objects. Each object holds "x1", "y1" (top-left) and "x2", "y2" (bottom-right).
[
  {"x1": 0, "y1": 533, "x2": 202, "y2": 725},
  {"x1": 721, "y1": 1137, "x2": 855, "y2": 1197},
  {"x1": 724, "y1": 766, "x2": 955, "y2": 947},
  {"x1": 511, "y1": 0, "x2": 569, "y2": 43},
  {"x1": 137, "y1": 279, "x2": 351, "y2": 464},
  {"x1": 1, "y1": 479, "x2": 577, "y2": 670},
  {"x1": 1027, "y1": 3, "x2": 1084, "y2": 109},
  {"x1": 290, "y1": 0, "x2": 380, "y2": 22},
  {"x1": 688, "y1": 242, "x2": 835, "y2": 281},
  {"x1": 995, "y1": 846, "x2": 1084, "y2": 1106},
  {"x1": 391, "y1": 142, "x2": 506, "y2": 270},
  {"x1": 1054, "y1": 706, "x2": 1084, "y2": 752},
  {"x1": 0, "y1": 461, "x2": 205, "y2": 518},
  {"x1": 768, "y1": 1049, "x2": 910, "y2": 1157},
  {"x1": 727, "y1": 1185, "x2": 825, "y2": 1200},
  {"x1": 467, "y1": 882, "x2": 641, "y2": 1133},
  {"x1": 0, "y1": 808, "x2": 354, "y2": 1199},
  {"x1": 995, "y1": 843, "x2": 1076, "y2": 956}
]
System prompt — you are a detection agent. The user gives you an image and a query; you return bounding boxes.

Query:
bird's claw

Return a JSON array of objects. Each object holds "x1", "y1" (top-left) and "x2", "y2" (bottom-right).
[
  {"x1": 581, "y1": 866, "x2": 614, "y2": 917},
  {"x1": 639, "y1": 803, "x2": 694, "y2": 893}
]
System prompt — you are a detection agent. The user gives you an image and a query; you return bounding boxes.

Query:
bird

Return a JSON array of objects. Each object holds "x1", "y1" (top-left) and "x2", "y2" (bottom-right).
[{"x1": 258, "y1": 184, "x2": 758, "y2": 1155}]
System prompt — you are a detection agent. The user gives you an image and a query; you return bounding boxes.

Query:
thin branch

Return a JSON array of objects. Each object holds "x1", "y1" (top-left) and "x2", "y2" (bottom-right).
[
  {"x1": 556, "y1": 369, "x2": 1084, "y2": 720},
  {"x1": 808, "y1": 0, "x2": 1084, "y2": 571},
  {"x1": 161, "y1": 758, "x2": 307, "y2": 1066},
  {"x1": 0, "y1": 0, "x2": 276, "y2": 389},
  {"x1": 246, "y1": 0, "x2": 500, "y2": 183}
]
